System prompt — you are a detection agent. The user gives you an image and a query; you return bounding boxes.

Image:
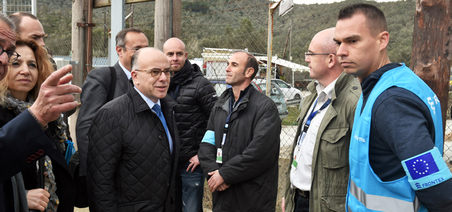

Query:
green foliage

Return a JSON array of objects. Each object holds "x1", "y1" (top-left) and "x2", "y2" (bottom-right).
[
  {"x1": 37, "y1": 0, "x2": 416, "y2": 68},
  {"x1": 183, "y1": 1, "x2": 210, "y2": 14},
  {"x1": 282, "y1": 106, "x2": 300, "y2": 126}
]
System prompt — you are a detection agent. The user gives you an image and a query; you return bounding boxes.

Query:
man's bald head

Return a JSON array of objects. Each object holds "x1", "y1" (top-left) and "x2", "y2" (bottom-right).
[
  {"x1": 163, "y1": 37, "x2": 188, "y2": 72},
  {"x1": 311, "y1": 28, "x2": 337, "y2": 54},
  {"x1": 306, "y1": 27, "x2": 342, "y2": 86},
  {"x1": 131, "y1": 47, "x2": 171, "y2": 103}
]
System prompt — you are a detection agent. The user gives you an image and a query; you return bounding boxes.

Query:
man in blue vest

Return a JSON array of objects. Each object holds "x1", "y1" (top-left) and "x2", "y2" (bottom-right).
[{"x1": 334, "y1": 3, "x2": 452, "y2": 211}]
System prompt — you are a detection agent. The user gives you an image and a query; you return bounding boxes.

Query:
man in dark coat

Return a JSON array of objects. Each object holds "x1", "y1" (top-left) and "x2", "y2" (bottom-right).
[
  {"x1": 163, "y1": 37, "x2": 217, "y2": 212},
  {"x1": 198, "y1": 51, "x2": 281, "y2": 212},
  {"x1": 76, "y1": 28, "x2": 148, "y2": 177},
  {"x1": 87, "y1": 47, "x2": 178, "y2": 212}
]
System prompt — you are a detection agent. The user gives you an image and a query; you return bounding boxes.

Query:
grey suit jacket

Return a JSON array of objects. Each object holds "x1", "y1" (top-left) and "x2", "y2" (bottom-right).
[{"x1": 76, "y1": 62, "x2": 129, "y2": 176}]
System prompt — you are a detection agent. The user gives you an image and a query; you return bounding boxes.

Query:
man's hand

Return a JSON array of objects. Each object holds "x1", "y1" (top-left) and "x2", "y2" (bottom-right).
[
  {"x1": 216, "y1": 183, "x2": 230, "y2": 191},
  {"x1": 186, "y1": 155, "x2": 200, "y2": 172},
  {"x1": 208, "y1": 170, "x2": 227, "y2": 192},
  {"x1": 29, "y1": 65, "x2": 82, "y2": 126},
  {"x1": 27, "y1": 188, "x2": 50, "y2": 212}
]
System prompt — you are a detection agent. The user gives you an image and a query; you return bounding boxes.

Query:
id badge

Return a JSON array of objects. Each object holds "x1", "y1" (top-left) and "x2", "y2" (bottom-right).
[
  {"x1": 292, "y1": 132, "x2": 306, "y2": 169},
  {"x1": 216, "y1": 148, "x2": 223, "y2": 164}
]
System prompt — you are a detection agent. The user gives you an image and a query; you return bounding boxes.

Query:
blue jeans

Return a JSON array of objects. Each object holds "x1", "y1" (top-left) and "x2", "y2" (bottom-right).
[{"x1": 175, "y1": 160, "x2": 204, "y2": 212}]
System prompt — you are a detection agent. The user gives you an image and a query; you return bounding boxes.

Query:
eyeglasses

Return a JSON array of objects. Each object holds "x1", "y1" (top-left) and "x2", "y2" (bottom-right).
[
  {"x1": 0, "y1": 45, "x2": 21, "y2": 63},
  {"x1": 305, "y1": 52, "x2": 334, "y2": 60},
  {"x1": 135, "y1": 68, "x2": 173, "y2": 78}
]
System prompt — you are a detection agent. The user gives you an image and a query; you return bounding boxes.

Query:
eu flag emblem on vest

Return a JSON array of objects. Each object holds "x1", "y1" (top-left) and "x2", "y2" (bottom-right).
[{"x1": 404, "y1": 152, "x2": 439, "y2": 180}]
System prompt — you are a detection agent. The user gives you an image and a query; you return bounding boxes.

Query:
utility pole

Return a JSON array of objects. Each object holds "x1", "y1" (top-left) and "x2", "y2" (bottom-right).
[
  {"x1": 71, "y1": 0, "x2": 87, "y2": 145},
  {"x1": 266, "y1": 1, "x2": 281, "y2": 96},
  {"x1": 71, "y1": 0, "x2": 87, "y2": 97},
  {"x1": 154, "y1": 0, "x2": 181, "y2": 50},
  {"x1": 172, "y1": 0, "x2": 181, "y2": 39},
  {"x1": 410, "y1": 0, "x2": 452, "y2": 143}
]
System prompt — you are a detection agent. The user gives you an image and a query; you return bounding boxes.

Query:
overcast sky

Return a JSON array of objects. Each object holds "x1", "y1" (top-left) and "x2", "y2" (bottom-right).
[{"x1": 292, "y1": 0, "x2": 401, "y2": 5}]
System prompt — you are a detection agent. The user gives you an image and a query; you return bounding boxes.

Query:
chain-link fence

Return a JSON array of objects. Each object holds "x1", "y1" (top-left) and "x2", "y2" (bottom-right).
[
  {"x1": 9, "y1": 0, "x2": 451, "y2": 211},
  {"x1": 0, "y1": 0, "x2": 32, "y2": 16}
]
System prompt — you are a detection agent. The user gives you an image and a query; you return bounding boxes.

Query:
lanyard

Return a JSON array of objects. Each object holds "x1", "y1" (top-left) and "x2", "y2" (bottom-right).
[
  {"x1": 302, "y1": 98, "x2": 331, "y2": 133},
  {"x1": 222, "y1": 97, "x2": 243, "y2": 147}
]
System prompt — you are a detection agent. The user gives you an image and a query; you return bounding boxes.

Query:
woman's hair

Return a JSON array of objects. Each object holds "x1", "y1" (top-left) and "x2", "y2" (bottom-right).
[{"x1": 0, "y1": 39, "x2": 53, "y2": 101}]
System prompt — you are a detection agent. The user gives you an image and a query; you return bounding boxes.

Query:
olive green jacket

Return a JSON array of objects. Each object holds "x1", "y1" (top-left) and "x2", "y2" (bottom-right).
[{"x1": 283, "y1": 72, "x2": 361, "y2": 212}]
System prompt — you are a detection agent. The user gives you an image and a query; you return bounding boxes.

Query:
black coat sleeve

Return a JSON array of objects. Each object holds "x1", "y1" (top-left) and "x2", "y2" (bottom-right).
[
  {"x1": 76, "y1": 67, "x2": 112, "y2": 176},
  {"x1": 0, "y1": 110, "x2": 55, "y2": 183},
  {"x1": 198, "y1": 108, "x2": 221, "y2": 177},
  {"x1": 87, "y1": 108, "x2": 122, "y2": 212}
]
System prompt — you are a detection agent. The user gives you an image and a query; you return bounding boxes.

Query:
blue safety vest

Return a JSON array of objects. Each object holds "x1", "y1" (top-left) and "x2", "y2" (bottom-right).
[{"x1": 346, "y1": 64, "x2": 443, "y2": 212}]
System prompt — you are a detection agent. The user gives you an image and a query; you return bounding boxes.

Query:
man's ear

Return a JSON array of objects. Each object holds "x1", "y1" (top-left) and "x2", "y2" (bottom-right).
[
  {"x1": 378, "y1": 31, "x2": 390, "y2": 51},
  {"x1": 245, "y1": 67, "x2": 254, "y2": 78},
  {"x1": 116, "y1": 46, "x2": 123, "y2": 57},
  {"x1": 327, "y1": 54, "x2": 336, "y2": 69},
  {"x1": 131, "y1": 71, "x2": 139, "y2": 85}
]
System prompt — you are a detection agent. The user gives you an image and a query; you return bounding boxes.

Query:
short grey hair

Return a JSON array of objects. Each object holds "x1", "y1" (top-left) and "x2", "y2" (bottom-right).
[
  {"x1": 115, "y1": 28, "x2": 145, "y2": 47},
  {"x1": 0, "y1": 13, "x2": 15, "y2": 32}
]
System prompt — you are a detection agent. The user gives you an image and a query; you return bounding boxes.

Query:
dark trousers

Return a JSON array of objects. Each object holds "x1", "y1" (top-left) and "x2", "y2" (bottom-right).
[{"x1": 294, "y1": 189, "x2": 309, "y2": 212}]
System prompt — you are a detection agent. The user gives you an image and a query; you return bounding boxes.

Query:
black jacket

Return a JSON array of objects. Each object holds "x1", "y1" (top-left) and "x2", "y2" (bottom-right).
[
  {"x1": 0, "y1": 107, "x2": 76, "y2": 212},
  {"x1": 167, "y1": 61, "x2": 217, "y2": 162},
  {"x1": 87, "y1": 80, "x2": 179, "y2": 212},
  {"x1": 76, "y1": 62, "x2": 129, "y2": 176},
  {"x1": 198, "y1": 85, "x2": 281, "y2": 212}
]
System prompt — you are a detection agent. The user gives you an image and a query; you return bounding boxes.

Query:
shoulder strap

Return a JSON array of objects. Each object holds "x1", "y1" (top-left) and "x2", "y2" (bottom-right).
[{"x1": 107, "y1": 67, "x2": 117, "y2": 101}]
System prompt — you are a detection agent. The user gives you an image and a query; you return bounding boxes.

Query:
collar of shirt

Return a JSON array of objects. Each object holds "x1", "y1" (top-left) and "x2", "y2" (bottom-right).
[
  {"x1": 229, "y1": 84, "x2": 252, "y2": 110},
  {"x1": 133, "y1": 86, "x2": 161, "y2": 112},
  {"x1": 118, "y1": 61, "x2": 132, "y2": 80},
  {"x1": 315, "y1": 78, "x2": 337, "y2": 104}
]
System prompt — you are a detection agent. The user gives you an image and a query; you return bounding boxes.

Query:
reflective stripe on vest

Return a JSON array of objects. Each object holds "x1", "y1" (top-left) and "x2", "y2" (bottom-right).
[{"x1": 349, "y1": 179, "x2": 420, "y2": 212}]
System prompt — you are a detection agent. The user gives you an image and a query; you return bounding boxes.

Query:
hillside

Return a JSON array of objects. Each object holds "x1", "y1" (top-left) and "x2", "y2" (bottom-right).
[{"x1": 37, "y1": 0, "x2": 416, "y2": 70}]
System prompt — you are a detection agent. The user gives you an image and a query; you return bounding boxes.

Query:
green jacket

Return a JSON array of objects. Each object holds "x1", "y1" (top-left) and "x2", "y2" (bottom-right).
[{"x1": 283, "y1": 72, "x2": 361, "y2": 212}]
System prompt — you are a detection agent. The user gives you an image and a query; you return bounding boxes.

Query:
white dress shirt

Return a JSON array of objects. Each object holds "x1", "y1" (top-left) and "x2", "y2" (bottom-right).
[
  {"x1": 290, "y1": 79, "x2": 337, "y2": 191},
  {"x1": 118, "y1": 61, "x2": 132, "y2": 80}
]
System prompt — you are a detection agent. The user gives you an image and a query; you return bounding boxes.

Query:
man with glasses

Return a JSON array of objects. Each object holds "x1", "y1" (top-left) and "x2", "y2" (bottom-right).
[
  {"x1": 0, "y1": 12, "x2": 81, "y2": 211},
  {"x1": 77, "y1": 28, "x2": 148, "y2": 179},
  {"x1": 87, "y1": 47, "x2": 178, "y2": 211},
  {"x1": 283, "y1": 28, "x2": 361, "y2": 212}
]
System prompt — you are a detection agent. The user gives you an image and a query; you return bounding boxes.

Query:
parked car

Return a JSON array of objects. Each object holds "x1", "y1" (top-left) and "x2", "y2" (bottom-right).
[
  {"x1": 257, "y1": 82, "x2": 289, "y2": 120},
  {"x1": 272, "y1": 79, "x2": 303, "y2": 100},
  {"x1": 255, "y1": 78, "x2": 303, "y2": 100},
  {"x1": 209, "y1": 80, "x2": 288, "y2": 120}
]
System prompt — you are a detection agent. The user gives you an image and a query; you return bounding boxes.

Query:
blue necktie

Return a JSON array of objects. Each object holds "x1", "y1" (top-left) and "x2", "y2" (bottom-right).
[{"x1": 153, "y1": 104, "x2": 173, "y2": 153}]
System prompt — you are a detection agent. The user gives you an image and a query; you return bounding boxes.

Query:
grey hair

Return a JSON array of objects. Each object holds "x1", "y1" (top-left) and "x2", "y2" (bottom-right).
[
  {"x1": 115, "y1": 28, "x2": 145, "y2": 47},
  {"x1": 0, "y1": 13, "x2": 15, "y2": 32}
]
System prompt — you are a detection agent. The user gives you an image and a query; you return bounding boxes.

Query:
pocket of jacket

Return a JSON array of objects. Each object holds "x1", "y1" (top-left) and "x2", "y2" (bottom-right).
[
  {"x1": 321, "y1": 193, "x2": 347, "y2": 212},
  {"x1": 320, "y1": 127, "x2": 350, "y2": 169}
]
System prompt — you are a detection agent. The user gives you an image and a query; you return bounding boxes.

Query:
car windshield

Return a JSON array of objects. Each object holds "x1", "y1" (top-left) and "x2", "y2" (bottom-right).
[
  {"x1": 275, "y1": 80, "x2": 290, "y2": 88},
  {"x1": 259, "y1": 83, "x2": 282, "y2": 95}
]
